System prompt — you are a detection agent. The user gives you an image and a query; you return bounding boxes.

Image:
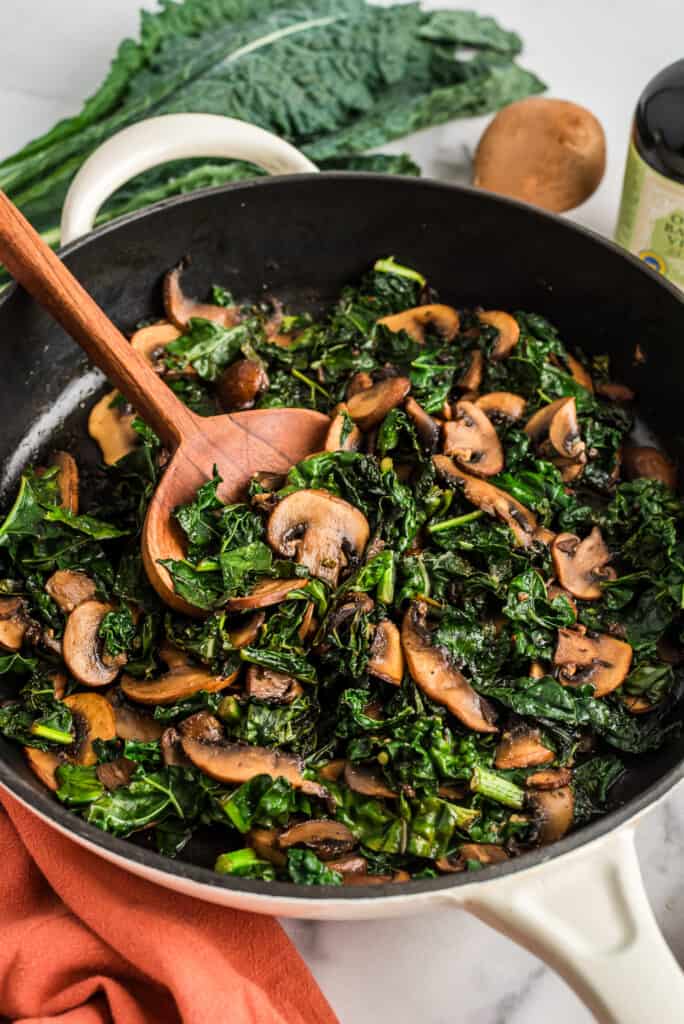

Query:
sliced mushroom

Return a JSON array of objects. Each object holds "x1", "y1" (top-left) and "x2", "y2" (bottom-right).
[
  {"x1": 249, "y1": 827, "x2": 288, "y2": 866},
  {"x1": 326, "y1": 854, "x2": 368, "y2": 877},
  {"x1": 63, "y1": 601, "x2": 123, "y2": 687},
  {"x1": 525, "y1": 397, "x2": 585, "y2": 461},
  {"x1": 554, "y1": 627, "x2": 633, "y2": 697},
  {"x1": 436, "y1": 843, "x2": 508, "y2": 873},
  {"x1": 245, "y1": 665, "x2": 303, "y2": 703},
  {"x1": 565, "y1": 353, "x2": 594, "y2": 392},
  {"x1": 24, "y1": 748, "x2": 64, "y2": 791},
  {"x1": 347, "y1": 371, "x2": 373, "y2": 399},
  {"x1": 479, "y1": 311, "x2": 520, "y2": 360},
  {"x1": 217, "y1": 358, "x2": 269, "y2": 412},
  {"x1": 546, "y1": 582, "x2": 578, "y2": 619},
  {"x1": 97, "y1": 757, "x2": 137, "y2": 791},
  {"x1": 45, "y1": 570, "x2": 96, "y2": 614},
  {"x1": 551, "y1": 528, "x2": 615, "y2": 600},
  {"x1": 164, "y1": 264, "x2": 240, "y2": 329},
  {"x1": 346, "y1": 377, "x2": 411, "y2": 432},
  {"x1": 121, "y1": 649, "x2": 237, "y2": 705},
  {"x1": 494, "y1": 726, "x2": 554, "y2": 769},
  {"x1": 63, "y1": 693, "x2": 117, "y2": 767},
  {"x1": 595, "y1": 380, "x2": 634, "y2": 402},
  {"x1": 177, "y1": 711, "x2": 224, "y2": 744},
  {"x1": 405, "y1": 396, "x2": 440, "y2": 452},
  {"x1": 88, "y1": 390, "x2": 138, "y2": 465},
  {"x1": 0, "y1": 597, "x2": 30, "y2": 652},
  {"x1": 623, "y1": 446, "x2": 677, "y2": 489},
  {"x1": 402, "y1": 602, "x2": 498, "y2": 732},
  {"x1": 318, "y1": 758, "x2": 346, "y2": 782},
  {"x1": 181, "y1": 737, "x2": 327, "y2": 798},
  {"x1": 623, "y1": 695, "x2": 654, "y2": 715},
  {"x1": 106, "y1": 688, "x2": 165, "y2": 742},
  {"x1": 529, "y1": 660, "x2": 547, "y2": 679},
  {"x1": 267, "y1": 490, "x2": 369, "y2": 588},
  {"x1": 225, "y1": 578, "x2": 308, "y2": 612},
  {"x1": 278, "y1": 819, "x2": 356, "y2": 859},
  {"x1": 228, "y1": 611, "x2": 265, "y2": 648},
  {"x1": 324, "y1": 403, "x2": 362, "y2": 452},
  {"x1": 49, "y1": 451, "x2": 79, "y2": 514},
  {"x1": 377, "y1": 304, "x2": 460, "y2": 344},
  {"x1": 458, "y1": 349, "x2": 484, "y2": 391},
  {"x1": 526, "y1": 768, "x2": 572, "y2": 790},
  {"x1": 527, "y1": 787, "x2": 574, "y2": 844},
  {"x1": 130, "y1": 321, "x2": 181, "y2": 362},
  {"x1": 344, "y1": 761, "x2": 397, "y2": 799},
  {"x1": 368, "y1": 619, "x2": 404, "y2": 686},
  {"x1": 475, "y1": 392, "x2": 526, "y2": 422},
  {"x1": 297, "y1": 602, "x2": 316, "y2": 644},
  {"x1": 443, "y1": 401, "x2": 504, "y2": 477},
  {"x1": 160, "y1": 727, "x2": 190, "y2": 767},
  {"x1": 433, "y1": 456, "x2": 539, "y2": 547}
]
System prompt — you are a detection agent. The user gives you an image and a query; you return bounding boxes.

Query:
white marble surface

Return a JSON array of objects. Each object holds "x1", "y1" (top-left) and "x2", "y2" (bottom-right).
[{"x1": 2, "y1": 2, "x2": 684, "y2": 1021}]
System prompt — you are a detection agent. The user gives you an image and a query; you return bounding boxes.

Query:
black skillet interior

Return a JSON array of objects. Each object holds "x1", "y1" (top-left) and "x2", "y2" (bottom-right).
[{"x1": 2, "y1": 173, "x2": 684, "y2": 900}]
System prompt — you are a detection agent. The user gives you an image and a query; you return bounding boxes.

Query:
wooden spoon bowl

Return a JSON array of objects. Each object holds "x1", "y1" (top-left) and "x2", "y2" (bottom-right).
[{"x1": 0, "y1": 192, "x2": 328, "y2": 614}]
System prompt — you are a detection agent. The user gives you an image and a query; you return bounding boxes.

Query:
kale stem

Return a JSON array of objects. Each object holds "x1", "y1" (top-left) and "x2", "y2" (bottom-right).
[
  {"x1": 373, "y1": 256, "x2": 426, "y2": 286},
  {"x1": 470, "y1": 765, "x2": 525, "y2": 809},
  {"x1": 215, "y1": 848, "x2": 259, "y2": 874},
  {"x1": 30, "y1": 723, "x2": 73, "y2": 745},
  {"x1": 427, "y1": 510, "x2": 484, "y2": 534},
  {"x1": 291, "y1": 367, "x2": 331, "y2": 399},
  {"x1": 377, "y1": 556, "x2": 396, "y2": 604}
]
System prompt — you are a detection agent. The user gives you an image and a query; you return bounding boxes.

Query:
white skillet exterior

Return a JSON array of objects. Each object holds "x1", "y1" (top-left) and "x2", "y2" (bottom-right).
[{"x1": 52, "y1": 113, "x2": 684, "y2": 1024}]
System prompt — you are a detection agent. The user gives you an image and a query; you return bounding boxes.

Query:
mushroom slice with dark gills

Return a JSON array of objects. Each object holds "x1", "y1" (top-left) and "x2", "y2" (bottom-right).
[
  {"x1": 433, "y1": 456, "x2": 540, "y2": 548},
  {"x1": 267, "y1": 489, "x2": 369, "y2": 587},
  {"x1": 0, "y1": 597, "x2": 31, "y2": 652},
  {"x1": 458, "y1": 349, "x2": 484, "y2": 392},
  {"x1": 346, "y1": 376, "x2": 411, "y2": 431},
  {"x1": 479, "y1": 311, "x2": 520, "y2": 360},
  {"x1": 554, "y1": 627, "x2": 633, "y2": 698},
  {"x1": 62, "y1": 601, "x2": 126, "y2": 687},
  {"x1": 377, "y1": 304, "x2": 460, "y2": 344},
  {"x1": 527, "y1": 786, "x2": 575, "y2": 844},
  {"x1": 129, "y1": 320, "x2": 181, "y2": 363},
  {"x1": 443, "y1": 400, "x2": 504, "y2": 477},
  {"x1": 245, "y1": 665, "x2": 303, "y2": 703},
  {"x1": 324, "y1": 403, "x2": 362, "y2": 452},
  {"x1": 121, "y1": 647, "x2": 238, "y2": 705},
  {"x1": 404, "y1": 396, "x2": 440, "y2": 453},
  {"x1": 401, "y1": 601, "x2": 498, "y2": 733},
  {"x1": 278, "y1": 820, "x2": 356, "y2": 859},
  {"x1": 525, "y1": 396, "x2": 586, "y2": 463},
  {"x1": 24, "y1": 692, "x2": 117, "y2": 791},
  {"x1": 217, "y1": 358, "x2": 269, "y2": 412},
  {"x1": 367, "y1": 619, "x2": 404, "y2": 686},
  {"x1": 45, "y1": 569, "x2": 96, "y2": 614},
  {"x1": 494, "y1": 725, "x2": 554, "y2": 769},
  {"x1": 163, "y1": 262, "x2": 240, "y2": 329},
  {"x1": 475, "y1": 392, "x2": 527, "y2": 423},
  {"x1": 623, "y1": 445, "x2": 677, "y2": 489},
  {"x1": 551, "y1": 528, "x2": 616, "y2": 600},
  {"x1": 181, "y1": 737, "x2": 327, "y2": 798}
]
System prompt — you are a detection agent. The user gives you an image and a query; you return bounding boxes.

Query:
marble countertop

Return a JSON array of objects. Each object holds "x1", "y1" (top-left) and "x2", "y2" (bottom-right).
[{"x1": 1, "y1": 2, "x2": 684, "y2": 1020}]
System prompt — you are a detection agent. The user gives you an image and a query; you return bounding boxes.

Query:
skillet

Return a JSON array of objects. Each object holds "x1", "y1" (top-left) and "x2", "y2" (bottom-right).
[{"x1": 1, "y1": 114, "x2": 684, "y2": 1023}]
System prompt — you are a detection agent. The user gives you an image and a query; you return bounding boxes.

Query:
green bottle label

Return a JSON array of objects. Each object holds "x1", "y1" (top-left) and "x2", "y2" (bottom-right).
[{"x1": 615, "y1": 138, "x2": 684, "y2": 287}]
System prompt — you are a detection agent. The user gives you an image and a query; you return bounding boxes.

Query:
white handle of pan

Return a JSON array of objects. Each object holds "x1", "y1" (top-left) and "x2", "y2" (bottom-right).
[
  {"x1": 454, "y1": 825, "x2": 684, "y2": 1023},
  {"x1": 60, "y1": 113, "x2": 317, "y2": 245}
]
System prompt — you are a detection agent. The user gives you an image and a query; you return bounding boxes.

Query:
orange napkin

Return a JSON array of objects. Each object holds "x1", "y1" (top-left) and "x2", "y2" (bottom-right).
[{"x1": 0, "y1": 788, "x2": 338, "y2": 1024}]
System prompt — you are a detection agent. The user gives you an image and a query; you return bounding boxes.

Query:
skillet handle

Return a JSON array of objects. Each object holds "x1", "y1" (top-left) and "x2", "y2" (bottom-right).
[
  {"x1": 458, "y1": 826, "x2": 684, "y2": 1023},
  {"x1": 60, "y1": 113, "x2": 317, "y2": 244}
]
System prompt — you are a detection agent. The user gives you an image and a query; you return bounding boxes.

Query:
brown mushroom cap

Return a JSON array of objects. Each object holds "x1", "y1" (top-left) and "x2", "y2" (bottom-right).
[
  {"x1": 494, "y1": 726, "x2": 554, "y2": 769},
  {"x1": 0, "y1": 597, "x2": 30, "y2": 652},
  {"x1": 324, "y1": 403, "x2": 363, "y2": 453},
  {"x1": 177, "y1": 711, "x2": 224, "y2": 744},
  {"x1": 318, "y1": 758, "x2": 346, "y2": 782},
  {"x1": 479, "y1": 311, "x2": 520, "y2": 360},
  {"x1": 473, "y1": 97, "x2": 606, "y2": 213},
  {"x1": 475, "y1": 392, "x2": 527, "y2": 422},
  {"x1": 45, "y1": 570, "x2": 97, "y2": 614},
  {"x1": 164, "y1": 264, "x2": 240, "y2": 329},
  {"x1": 402, "y1": 601, "x2": 498, "y2": 733},
  {"x1": 436, "y1": 843, "x2": 508, "y2": 873},
  {"x1": 526, "y1": 768, "x2": 572, "y2": 790},
  {"x1": 160, "y1": 727, "x2": 190, "y2": 767},
  {"x1": 88, "y1": 390, "x2": 138, "y2": 465},
  {"x1": 554, "y1": 627, "x2": 633, "y2": 697},
  {"x1": 226, "y1": 578, "x2": 308, "y2": 612},
  {"x1": 526, "y1": 397, "x2": 585, "y2": 460},
  {"x1": 377, "y1": 304, "x2": 460, "y2": 344},
  {"x1": 24, "y1": 747, "x2": 63, "y2": 791},
  {"x1": 49, "y1": 451, "x2": 79, "y2": 514},
  {"x1": 346, "y1": 377, "x2": 411, "y2": 432},
  {"x1": 278, "y1": 819, "x2": 356, "y2": 859},
  {"x1": 245, "y1": 665, "x2": 303, "y2": 703},
  {"x1": 130, "y1": 321, "x2": 180, "y2": 362},
  {"x1": 551, "y1": 528, "x2": 615, "y2": 600},
  {"x1": 326, "y1": 854, "x2": 368, "y2": 877},
  {"x1": 106, "y1": 688, "x2": 165, "y2": 741},
  {"x1": 347, "y1": 371, "x2": 374, "y2": 398},
  {"x1": 595, "y1": 381, "x2": 635, "y2": 402},
  {"x1": 433, "y1": 455, "x2": 539, "y2": 547},
  {"x1": 368, "y1": 619, "x2": 404, "y2": 686},
  {"x1": 63, "y1": 601, "x2": 123, "y2": 687},
  {"x1": 121, "y1": 648, "x2": 237, "y2": 705},
  {"x1": 443, "y1": 400, "x2": 504, "y2": 477},
  {"x1": 623, "y1": 446, "x2": 677, "y2": 489},
  {"x1": 217, "y1": 358, "x2": 269, "y2": 412},
  {"x1": 63, "y1": 693, "x2": 117, "y2": 767},
  {"x1": 344, "y1": 761, "x2": 397, "y2": 799},
  {"x1": 527, "y1": 786, "x2": 575, "y2": 843},
  {"x1": 565, "y1": 353, "x2": 594, "y2": 393},
  {"x1": 267, "y1": 489, "x2": 369, "y2": 588},
  {"x1": 96, "y1": 757, "x2": 137, "y2": 791},
  {"x1": 181, "y1": 737, "x2": 327, "y2": 798},
  {"x1": 404, "y1": 396, "x2": 440, "y2": 453}
]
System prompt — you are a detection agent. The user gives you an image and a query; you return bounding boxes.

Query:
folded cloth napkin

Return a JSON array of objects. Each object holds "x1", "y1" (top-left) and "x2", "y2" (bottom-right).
[{"x1": 0, "y1": 788, "x2": 338, "y2": 1024}]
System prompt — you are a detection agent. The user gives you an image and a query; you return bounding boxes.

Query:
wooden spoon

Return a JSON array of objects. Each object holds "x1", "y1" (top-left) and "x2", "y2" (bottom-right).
[{"x1": 0, "y1": 192, "x2": 329, "y2": 614}]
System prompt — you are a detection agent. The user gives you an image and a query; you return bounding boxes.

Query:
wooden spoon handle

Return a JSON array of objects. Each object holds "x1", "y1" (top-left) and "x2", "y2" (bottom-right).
[{"x1": 0, "y1": 191, "x2": 199, "y2": 452}]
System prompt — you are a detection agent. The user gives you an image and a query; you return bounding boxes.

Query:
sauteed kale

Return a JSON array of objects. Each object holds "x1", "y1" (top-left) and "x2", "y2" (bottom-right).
[{"x1": 1, "y1": 258, "x2": 683, "y2": 884}]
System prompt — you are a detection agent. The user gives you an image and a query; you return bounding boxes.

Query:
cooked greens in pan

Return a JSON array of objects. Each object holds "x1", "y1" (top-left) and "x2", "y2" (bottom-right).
[{"x1": 1, "y1": 257, "x2": 681, "y2": 885}]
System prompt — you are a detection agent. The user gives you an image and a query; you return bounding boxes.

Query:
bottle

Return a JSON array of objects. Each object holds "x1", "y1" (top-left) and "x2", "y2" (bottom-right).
[{"x1": 615, "y1": 59, "x2": 684, "y2": 287}]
